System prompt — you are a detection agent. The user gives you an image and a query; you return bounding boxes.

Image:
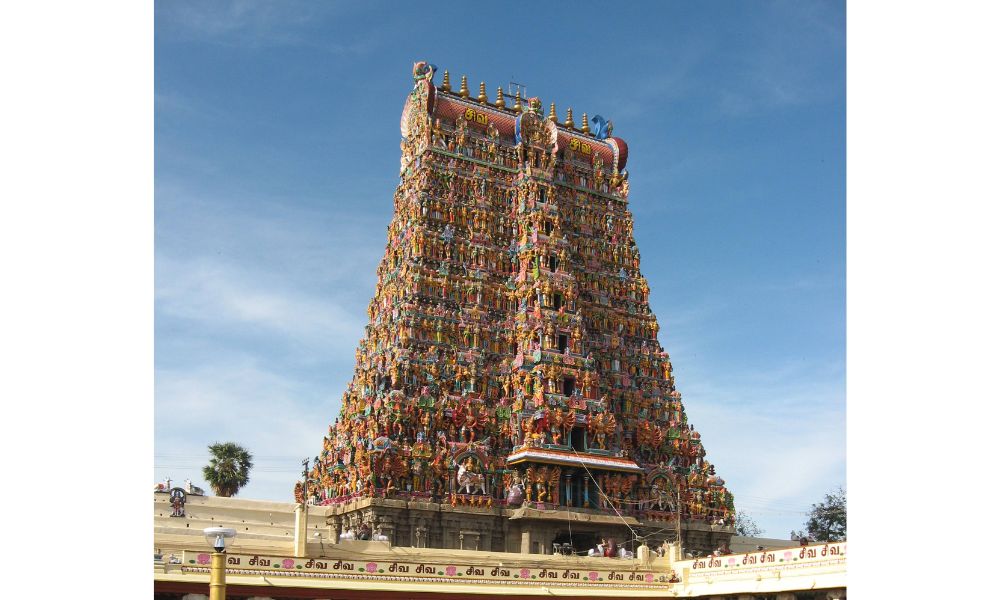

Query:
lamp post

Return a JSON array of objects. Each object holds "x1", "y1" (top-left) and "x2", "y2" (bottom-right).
[{"x1": 203, "y1": 527, "x2": 237, "y2": 600}]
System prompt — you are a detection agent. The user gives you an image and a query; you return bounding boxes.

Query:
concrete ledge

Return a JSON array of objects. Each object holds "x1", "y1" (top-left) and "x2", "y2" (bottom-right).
[{"x1": 508, "y1": 506, "x2": 640, "y2": 526}]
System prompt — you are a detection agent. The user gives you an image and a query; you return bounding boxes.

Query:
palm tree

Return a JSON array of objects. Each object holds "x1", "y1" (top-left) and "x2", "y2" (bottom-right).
[{"x1": 202, "y1": 442, "x2": 254, "y2": 497}]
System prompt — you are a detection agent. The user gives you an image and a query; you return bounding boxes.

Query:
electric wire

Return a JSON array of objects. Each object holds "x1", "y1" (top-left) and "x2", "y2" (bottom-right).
[{"x1": 566, "y1": 446, "x2": 639, "y2": 547}]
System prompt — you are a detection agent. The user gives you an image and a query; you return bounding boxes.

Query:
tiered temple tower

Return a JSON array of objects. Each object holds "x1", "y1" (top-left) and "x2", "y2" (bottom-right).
[{"x1": 298, "y1": 62, "x2": 735, "y2": 555}]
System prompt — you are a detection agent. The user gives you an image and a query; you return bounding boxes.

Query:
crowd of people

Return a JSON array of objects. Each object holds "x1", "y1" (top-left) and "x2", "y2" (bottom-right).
[
  {"x1": 583, "y1": 538, "x2": 675, "y2": 559},
  {"x1": 587, "y1": 538, "x2": 627, "y2": 558},
  {"x1": 338, "y1": 524, "x2": 390, "y2": 542}
]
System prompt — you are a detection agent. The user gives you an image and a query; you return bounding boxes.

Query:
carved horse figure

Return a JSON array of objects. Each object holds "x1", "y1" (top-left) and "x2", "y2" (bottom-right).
[
  {"x1": 650, "y1": 480, "x2": 675, "y2": 512},
  {"x1": 457, "y1": 460, "x2": 487, "y2": 495}
]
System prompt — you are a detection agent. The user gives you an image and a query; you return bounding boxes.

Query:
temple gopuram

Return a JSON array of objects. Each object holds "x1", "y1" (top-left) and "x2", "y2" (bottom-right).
[{"x1": 297, "y1": 62, "x2": 735, "y2": 556}]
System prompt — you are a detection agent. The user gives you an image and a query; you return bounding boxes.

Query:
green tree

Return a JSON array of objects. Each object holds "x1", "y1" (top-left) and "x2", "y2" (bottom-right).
[
  {"x1": 804, "y1": 487, "x2": 846, "y2": 542},
  {"x1": 202, "y1": 442, "x2": 254, "y2": 497},
  {"x1": 734, "y1": 510, "x2": 763, "y2": 537}
]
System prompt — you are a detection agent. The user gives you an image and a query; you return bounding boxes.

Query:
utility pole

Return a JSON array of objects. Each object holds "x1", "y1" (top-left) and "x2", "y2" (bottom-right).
[
  {"x1": 294, "y1": 458, "x2": 311, "y2": 557},
  {"x1": 301, "y1": 458, "x2": 310, "y2": 507},
  {"x1": 675, "y1": 485, "x2": 682, "y2": 559},
  {"x1": 507, "y1": 81, "x2": 528, "y2": 99}
]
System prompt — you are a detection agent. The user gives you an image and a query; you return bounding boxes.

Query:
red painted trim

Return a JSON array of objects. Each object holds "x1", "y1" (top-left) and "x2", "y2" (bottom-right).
[{"x1": 155, "y1": 580, "x2": 670, "y2": 599}]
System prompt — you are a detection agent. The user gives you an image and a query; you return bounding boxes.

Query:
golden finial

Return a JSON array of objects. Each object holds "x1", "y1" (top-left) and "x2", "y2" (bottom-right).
[
  {"x1": 477, "y1": 81, "x2": 487, "y2": 104},
  {"x1": 564, "y1": 107, "x2": 575, "y2": 129},
  {"x1": 495, "y1": 86, "x2": 506, "y2": 109},
  {"x1": 547, "y1": 102, "x2": 557, "y2": 123},
  {"x1": 581, "y1": 112, "x2": 590, "y2": 134},
  {"x1": 513, "y1": 90, "x2": 522, "y2": 113},
  {"x1": 459, "y1": 75, "x2": 469, "y2": 98},
  {"x1": 441, "y1": 70, "x2": 451, "y2": 92}
]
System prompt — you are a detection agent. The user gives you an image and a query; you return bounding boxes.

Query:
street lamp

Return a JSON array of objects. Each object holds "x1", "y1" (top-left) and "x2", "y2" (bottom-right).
[{"x1": 203, "y1": 527, "x2": 237, "y2": 600}]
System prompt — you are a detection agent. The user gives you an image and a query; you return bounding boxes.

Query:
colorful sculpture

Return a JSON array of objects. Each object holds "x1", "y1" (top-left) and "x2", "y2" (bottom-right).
[
  {"x1": 457, "y1": 458, "x2": 486, "y2": 495},
  {"x1": 299, "y1": 63, "x2": 733, "y2": 529}
]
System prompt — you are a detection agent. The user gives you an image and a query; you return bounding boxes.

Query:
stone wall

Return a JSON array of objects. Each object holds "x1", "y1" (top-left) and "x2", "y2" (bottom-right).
[{"x1": 155, "y1": 492, "x2": 729, "y2": 557}]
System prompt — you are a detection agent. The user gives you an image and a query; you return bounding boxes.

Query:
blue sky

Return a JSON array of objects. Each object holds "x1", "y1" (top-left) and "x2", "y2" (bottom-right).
[{"x1": 154, "y1": 0, "x2": 844, "y2": 538}]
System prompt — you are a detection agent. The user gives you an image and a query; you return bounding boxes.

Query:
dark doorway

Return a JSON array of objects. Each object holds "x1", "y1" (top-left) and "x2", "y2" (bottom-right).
[
  {"x1": 552, "y1": 531, "x2": 598, "y2": 557},
  {"x1": 562, "y1": 377, "x2": 575, "y2": 396},
  {"x1": 557, "y1": 334, "x2": 568, "y2": 352},
  {"x1": 571, "y1": 426, "x2": 585, "y2": 451}
]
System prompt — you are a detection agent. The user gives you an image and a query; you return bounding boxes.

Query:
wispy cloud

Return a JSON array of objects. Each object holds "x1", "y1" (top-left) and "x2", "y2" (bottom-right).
[
  {"x1": 155, "y1": 180, "x2": 386, "y2": 282},
  {"x1": 712, "y1": 2, "x2": 843, "y2": 118},
  {"x1": 645, "y1": 279, "x2": 844, "y2": 535},
  {"x1": 156, "y1": 0, "x2": 389, "y2": 55},
  {"x1": 153, "y1": 180, "x2": 384, "y2": 497},
  {"x1": 155, "y1": 90, "x2": 234, "y2": 125},
  {"x1": 679, "y1": 356, "x2": 845, "y2": 536},
  {"x1": 156, "y1": 254, "x2": 365, "y2": 350},
  {"x1": 157, "y1": 1, "x2": 321, "y2": 44},
  {"x1": 153, "y1": 181, "x2": 388, "y2": 375},
  {"x1": 754, "y1": 275, "x2": 842, "y2": 293},
  {"x1": 154, "y1": 358, "x2": 337, "y2": 498},
  {"x1": 604, "y1": 2, "x2": 843, "y2": 123},
  {"x1": 604, "y1": 38, "x2": 714, "y2": 121}
]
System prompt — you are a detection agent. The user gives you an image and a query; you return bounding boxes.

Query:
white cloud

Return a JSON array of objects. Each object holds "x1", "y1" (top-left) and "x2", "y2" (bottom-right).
[
  {"x1": 158, "y1": 1, "x2": 322, "y2": 42},
  {"x1": 154, "y1": 180, "x2": 387, "y2": 358},
  {"x1": 154, "y1": 184, "x2": 383, "y2": 500},
  {"x1": 677, "y1": 356, "x2": 845, "y2": 536},
  {"x1": 156, "y1": 0, "x2": 389, "y2": 55},
  {"x1": 155, "y1": 359, "x2": 338, "y2": 500},
  {"x1": 711, "y1": 6, "x2": 843, "y2": 119},
  {"x1": 156, "y1": 254, "x2": 364, "y2": 348}
]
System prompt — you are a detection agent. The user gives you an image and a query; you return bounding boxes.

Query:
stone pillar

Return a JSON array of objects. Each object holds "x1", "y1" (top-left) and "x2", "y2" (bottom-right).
[
  {"x1": 583, "y1": 475, "x2": 591, "y2": 508},
  {"x1": 293, "y1": 505, "x2": 307, "y2": 557},
  {"x1": 520, "y1": 529, "x2": 531, "y2": 554},
  {"x1": 459, "y1": 530, "x2": 481, "y2": 551},
  {"x1": 378, "y1": 516, "x2": 395, "y2": 545},
  {"x1": 329, "y1": 514, "x2": 341, "y2": 544},
  {"x1": 564, "y1": 473, "x2": 573, "y2": 506}
]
